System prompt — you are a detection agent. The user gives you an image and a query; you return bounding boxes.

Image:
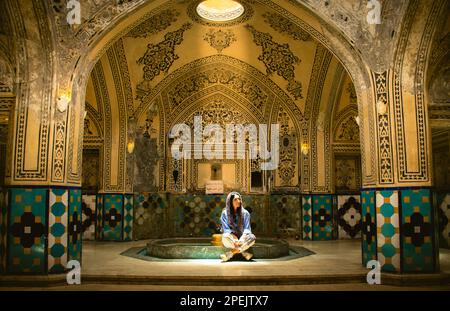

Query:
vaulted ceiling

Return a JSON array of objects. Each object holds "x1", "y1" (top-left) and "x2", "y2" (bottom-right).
[{"x1": 85, "y1": 0, "x2": 354, "y2": 130}]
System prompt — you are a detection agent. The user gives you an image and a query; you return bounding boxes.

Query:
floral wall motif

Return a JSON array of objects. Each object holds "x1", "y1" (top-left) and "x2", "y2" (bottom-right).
[
  {"x1": 335, "y1": 116, "x2": 360, "y2": 142},
  {"x1": 82, "y1": 149, "x2": 100, "y2": 193},
  {"x1": 334, "y1": 156, "x2": 361, "y2": 193},
  {"x1": 204, "y1": 30, "x2": 237, "y2": 53},
  {"x1": 245, "y1": 24, "x2": 303, "y2": 100},
  {"x1": 275, "y1": 107, "x2": 298, "y2": 187},
  {"x1": 164, "y1": 65, "x2": 270, "y2": 116},
  {"x1": 137, "y1": 23, "x2": 192, "y2": 92}
]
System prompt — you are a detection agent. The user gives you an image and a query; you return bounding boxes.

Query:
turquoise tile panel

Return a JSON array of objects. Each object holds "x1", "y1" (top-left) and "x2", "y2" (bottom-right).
[
  {"x1": 48, "y1": 188, "x2": 68, "y2": 273},
  {"x1": 68, "y1": 189, "x2": 82, "y2": 262},
  {"x1": 361, "y1": 191, "x2": 377, "y2": 266},
  {"x1": 401, "y1": 189, "x2": 434, "y2": 272},
  {"x1": 312, "y1": 195, "x2": 333, "y2": 241},
  {"x1": 102, "y1": 194, "x2": 123, "y2": 241},
  {"x1": 302, "y1": 195, "x2": 312, "y2": 240},
  {"x1": 376, "y1": 190, "x2": 400, "y2": 272},
  {"x1": 8, "y1": 188, "x2": 47, "y2": 274}
]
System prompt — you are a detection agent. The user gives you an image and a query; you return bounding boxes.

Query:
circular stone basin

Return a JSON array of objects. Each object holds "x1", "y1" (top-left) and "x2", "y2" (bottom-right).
[{"x1": 147, "y1": 237, "x2": 290, "y2": 259}]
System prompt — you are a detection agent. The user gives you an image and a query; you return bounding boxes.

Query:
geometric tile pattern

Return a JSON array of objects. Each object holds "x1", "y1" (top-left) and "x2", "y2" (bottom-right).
[
  {"x1": 361, "y1": 191, "x2": 377, "y2": 266},
  {"x1": 96, "y1": 195, "x2": 104, "y2": 240},
  {"x1": 270, "y1": 195, "x2": 301, "y2": 237},
  {"x1": 376, "y1": 190, "x2": 400, "y2": 272},
  {"x1": 0, "y1": 188, "x2": 8, "y2": 273},
  {"x1": 68, "y1": 189, "x2": 82, "y2": 263},
  {"x1": 123, "y1": 194, "x2": 133, "y2": 241},
  {"x1": 48, "y1": 188, "x2": 68, "y2": 273},
  {"x1": 438, "y1": 193, "x2": 450, "y2": 249},
  {"x1": 401, "y1": 189, "x2": 434, "y2": 272},
  {"x1": 312, "y1": 195, "x2": 333, "y2": 240},
  {"x1": 81, "y1": 195, "x2": 96, "y2": 241},
  {"x1": 8, "y1": 188, "x2": 47, "y2": 274},
  {"x1": 102, "y1": 194, "x2": 123, "y2": 241},
  {"x1": 302, "y1": 195, "x2": 312, "y2": 240},
  {"x1": 242, "y1": 195, "x2": 265, "y2": 236},
  {"x1": 173, "y1": 195, "x2": 225, "y2": 237},
  {"x1": 337, "y1": 195, "x2": 361, "y2": 239},
  {"x1": 134, "y1": 193, "x2": 167, "y2": 239}
]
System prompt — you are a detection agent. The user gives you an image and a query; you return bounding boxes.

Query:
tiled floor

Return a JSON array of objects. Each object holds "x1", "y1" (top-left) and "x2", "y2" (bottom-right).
[
  {"x1": 81, "y1": 238, "x2": 450, "y2": 278},
  {"x1": 82, "y1": 239, "x2": 368, "y2": 277}
]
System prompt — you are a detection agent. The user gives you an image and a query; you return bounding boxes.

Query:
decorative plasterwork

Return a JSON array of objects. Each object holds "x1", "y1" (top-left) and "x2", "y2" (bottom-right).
[
  {"x1": 203, "y1": 29, "x2": 237, "y2": 53},
  {"x1": 105, "y1": 48, "x2": 127, "y2": 192},
  {"x1": 277, "y1": 107, "x2": 298, "y2": 186},
  {"x1": 125, "y1": 8, "x2": 179, "y2": 38},
  {"x1": 392, "y1": 0, "x2": 441, "y2": 183},
  {"x1": 333, "y1": 106, "x2": 360, "y2": 143},
  {"x1": 137, "y1": 23, "x2": 192, "y2": 91},
  {"x1": 304, "y1": 45, "x2": 332, "y2": 119},
  {"x1": 134, "y1": 55, "x2": 302, "y2": 125},
  {"x1": 114, "y1": 39, "x2": 134, "y2": 117},
  {"x1": 305, "y1": 47, "x2": 333, "y2": 193},
  {"x1": 10, "y1": 0, "x2": 53, "y2": 182},
  {"x1": 263, "y1": 11, "x2": 311, "y2": 41},
  {"x1": 245, "y1": 24, "x2": 303, "y2": 100},
  {"x1": 165, "y1": 71, "x2": 268, "y2": 119},
  {"x1": 373, "y1": 71, "x2": 393, "y2": 184}
]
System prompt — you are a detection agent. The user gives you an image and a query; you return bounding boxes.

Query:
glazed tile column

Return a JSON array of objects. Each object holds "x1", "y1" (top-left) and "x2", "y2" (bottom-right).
[
  {"x1": 1, "y1": 76, "x2": 84, "y2": 274},
  {"x1": 359, "y1": 0, "x2": 445, "y2": 273},
  {"x1": 361, "y1": 188, "x2": 436, "y2": 273},
  {"x1": 0, "y1": 1, "x2": 86, "y2": 274},
  {"x1": 2, "y1": 188, "x2": 82, "y2": 274}
]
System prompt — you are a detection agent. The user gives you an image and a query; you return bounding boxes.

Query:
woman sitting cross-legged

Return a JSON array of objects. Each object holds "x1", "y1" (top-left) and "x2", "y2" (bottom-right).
[{"x1": 220, "y1": 191, "x2": 256, "y2": 262}]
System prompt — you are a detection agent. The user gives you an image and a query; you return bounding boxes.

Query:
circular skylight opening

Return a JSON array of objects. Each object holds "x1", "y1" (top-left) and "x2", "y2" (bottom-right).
[{"x1": 196, "y1": 0, "x2": 245, "y2": 22}]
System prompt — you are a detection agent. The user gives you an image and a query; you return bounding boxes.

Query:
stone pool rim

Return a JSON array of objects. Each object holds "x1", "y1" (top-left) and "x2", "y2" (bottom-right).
[{"x1": 121, "y1": 238, "x2": 315, "y2": 262}]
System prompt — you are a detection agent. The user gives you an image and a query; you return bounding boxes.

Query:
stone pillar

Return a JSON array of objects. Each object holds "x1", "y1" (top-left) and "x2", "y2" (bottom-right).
[
  {"x1": 359, "y1": 0, "x2": 445, "y2": 273},
  {"x1": 0, "y1": 1, "x2": 85, "y2": 275},
  {"x1": 2, "y1": 188, "x2": 82, "y2": 274},
  {"x1": 361, "y1": 188, "x2": 437, "y2": 273}
]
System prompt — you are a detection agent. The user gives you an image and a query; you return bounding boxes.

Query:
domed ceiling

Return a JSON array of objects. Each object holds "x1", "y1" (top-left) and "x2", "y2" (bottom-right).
[{"x1": 85, "y1": 0, "x2": 350, "y2": 123}]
